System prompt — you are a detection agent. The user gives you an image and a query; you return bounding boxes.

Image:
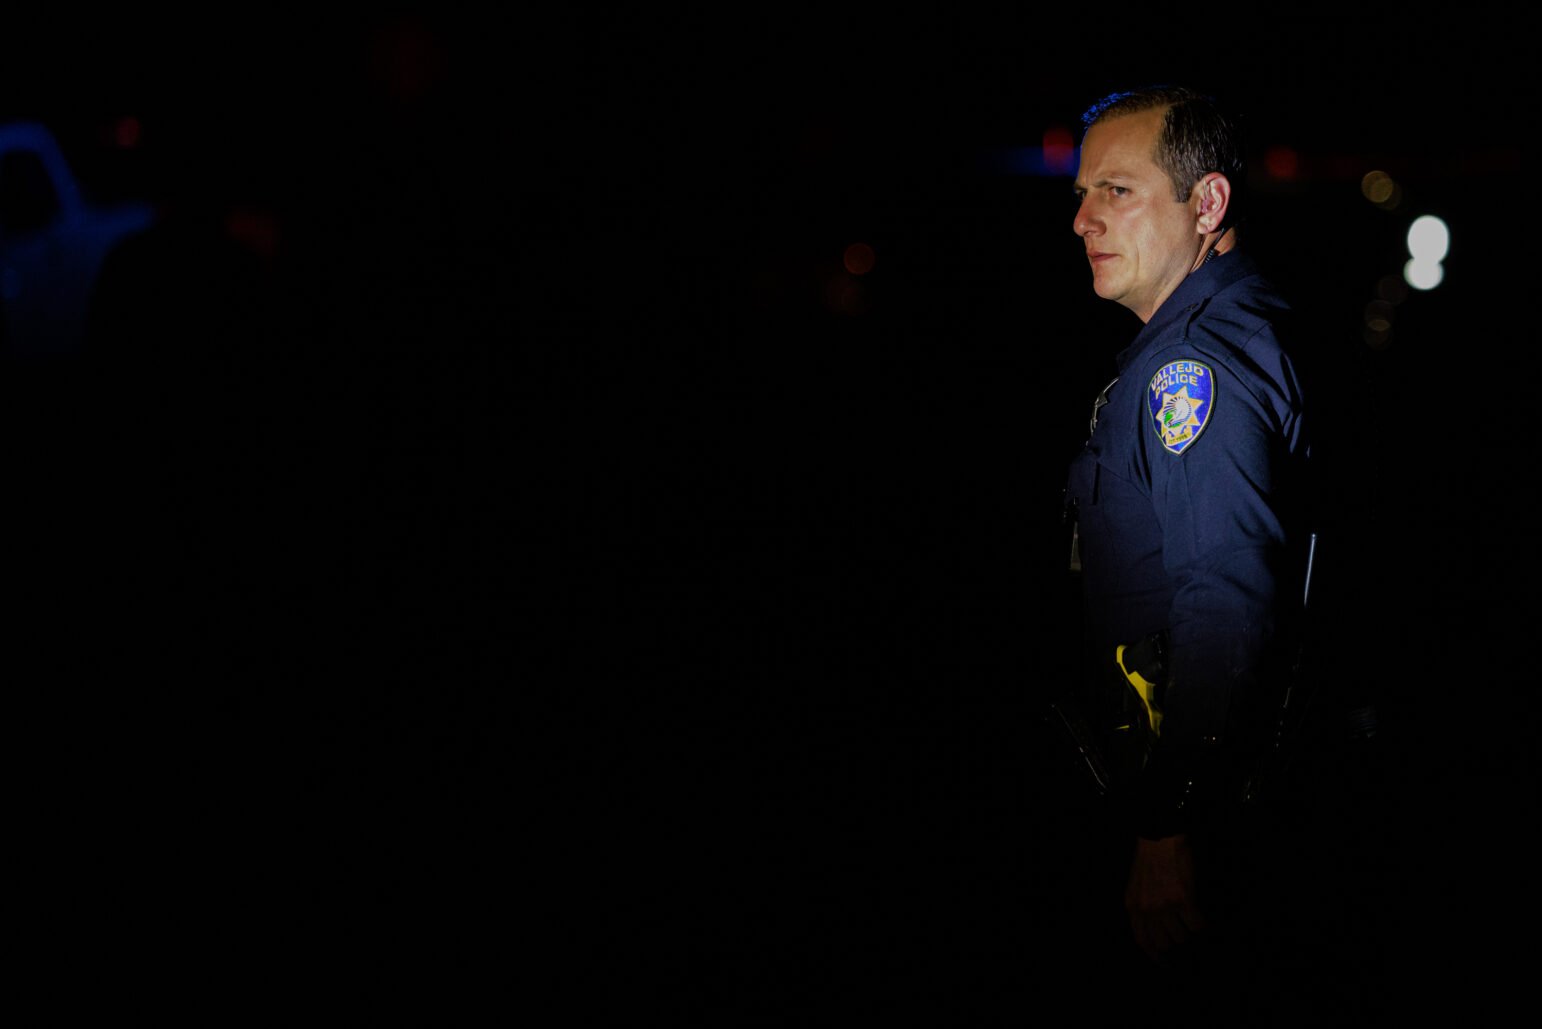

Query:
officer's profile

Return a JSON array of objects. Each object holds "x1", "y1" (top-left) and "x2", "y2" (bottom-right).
[{"x1": 1051, "y1": 83, "x2": 1333, "y2": 1024}]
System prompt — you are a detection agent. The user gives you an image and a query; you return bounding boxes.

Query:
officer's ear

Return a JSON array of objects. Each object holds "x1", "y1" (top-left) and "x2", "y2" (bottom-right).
[{"x1": 1193, "y1": 173, "x2": 1231, "y2": 235}]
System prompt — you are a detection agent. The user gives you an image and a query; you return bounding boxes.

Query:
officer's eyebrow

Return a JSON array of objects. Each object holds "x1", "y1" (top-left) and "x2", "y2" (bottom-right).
[{"x1": 1074, "y1": 170, "x2": 1145, "y2": 196}]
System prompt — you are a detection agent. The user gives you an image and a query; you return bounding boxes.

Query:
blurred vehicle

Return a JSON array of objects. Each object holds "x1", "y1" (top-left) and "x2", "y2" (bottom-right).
[{"x1": 1, "y1": 120, "x2": 155, "y2": 359}]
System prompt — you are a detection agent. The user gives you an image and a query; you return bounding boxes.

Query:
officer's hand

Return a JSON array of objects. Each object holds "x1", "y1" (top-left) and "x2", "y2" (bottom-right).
[{"x1": 1124, "y1": 833, "x2": 1207, "y2": 963}]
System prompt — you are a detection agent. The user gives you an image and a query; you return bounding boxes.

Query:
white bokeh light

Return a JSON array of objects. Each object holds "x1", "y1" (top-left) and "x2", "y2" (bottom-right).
[
  {"x1": 1403, "y1": 215, "x2": 1450, "y2": 290},
  {"x1": 1406, "y1": 215, "x2": 1450, "y2": 262},
  {"x1": 1404, "y1": 257, "x2": 1444, "y2": 291}
]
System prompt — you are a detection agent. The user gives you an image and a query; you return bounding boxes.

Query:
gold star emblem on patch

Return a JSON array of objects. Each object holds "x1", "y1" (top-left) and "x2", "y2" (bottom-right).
[{"x1": 1158, "y1": 386, "x2": 1204, "y2": 444}]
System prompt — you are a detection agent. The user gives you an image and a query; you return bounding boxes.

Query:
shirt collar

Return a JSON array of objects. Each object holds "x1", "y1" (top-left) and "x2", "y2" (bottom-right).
[{"x1": 1115, "y1": 251, "x2": 1261, "y2": 374}]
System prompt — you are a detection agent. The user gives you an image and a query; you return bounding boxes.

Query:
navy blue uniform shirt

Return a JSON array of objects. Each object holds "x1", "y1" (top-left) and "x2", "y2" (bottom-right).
[{"x1": 1066, "y1": 251, "x2": 1312, "y2": 753}]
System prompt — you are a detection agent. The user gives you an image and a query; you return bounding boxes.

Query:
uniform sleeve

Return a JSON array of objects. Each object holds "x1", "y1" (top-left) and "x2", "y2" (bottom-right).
[{"x1": 1140, "y1": 334, "x2": 1302, "y2": 750}]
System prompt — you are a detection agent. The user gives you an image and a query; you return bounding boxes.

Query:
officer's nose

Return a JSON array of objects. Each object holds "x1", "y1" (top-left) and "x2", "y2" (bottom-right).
[{"x1": 1074, "y1": 200, "x2": 1099, "y2": 238}]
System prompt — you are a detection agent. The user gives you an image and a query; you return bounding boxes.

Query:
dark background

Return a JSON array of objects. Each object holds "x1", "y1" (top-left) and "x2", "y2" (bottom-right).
[{"x1": 5, "y1": 12, "x2": 1531, "y2": 1020}]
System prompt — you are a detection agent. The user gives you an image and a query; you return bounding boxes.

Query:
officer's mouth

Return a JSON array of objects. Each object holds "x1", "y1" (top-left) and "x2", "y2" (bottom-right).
[{"x1": 1088, "y1": 250, "x2": 1116, "y2": 264}]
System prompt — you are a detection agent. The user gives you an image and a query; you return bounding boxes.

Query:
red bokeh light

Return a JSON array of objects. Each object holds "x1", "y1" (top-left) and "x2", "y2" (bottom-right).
[
  {"x1": 843, "y1": 242, "x2": 876, "y2": 276},
  {"x1": 1264, "y1": 145, "x2": 1299, "y2": 180},
  {"x1": 1043, "y1": 125, "x2": 1075, "y2": 173},
  {"x1": 114, "y1": 116, "x2": 141, "y2": 148}
]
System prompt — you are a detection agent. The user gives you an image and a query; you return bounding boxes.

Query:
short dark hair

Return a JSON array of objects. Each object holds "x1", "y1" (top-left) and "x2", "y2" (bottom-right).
[{"x1": 1080, "y1": 85, "x2": 1247, "y2": 225}]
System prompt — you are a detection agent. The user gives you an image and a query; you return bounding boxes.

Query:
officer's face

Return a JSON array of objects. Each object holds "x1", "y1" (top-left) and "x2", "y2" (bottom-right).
[{"x1": 1073, "y1": 108, "x2": 1205, "y2": 323}]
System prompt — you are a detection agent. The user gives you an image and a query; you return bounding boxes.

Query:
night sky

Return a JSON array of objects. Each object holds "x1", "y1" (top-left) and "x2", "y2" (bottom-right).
[{"x1": 5, "y1": 13, "x2": 1531, "y2": 1019}]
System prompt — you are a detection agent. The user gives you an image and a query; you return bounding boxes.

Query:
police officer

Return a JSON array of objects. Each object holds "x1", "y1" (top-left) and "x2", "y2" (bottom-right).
[{"x1": 1061, "y1": 85, "x2": 1317, "y2": 1020}]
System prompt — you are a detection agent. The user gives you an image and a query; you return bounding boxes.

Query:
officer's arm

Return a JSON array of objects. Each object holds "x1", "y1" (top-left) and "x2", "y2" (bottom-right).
[{"x1": 1141, "y1": 351, "x2": 1291, "y2": 823}]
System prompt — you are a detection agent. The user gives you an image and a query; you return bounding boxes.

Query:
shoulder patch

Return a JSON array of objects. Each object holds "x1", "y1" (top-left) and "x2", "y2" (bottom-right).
[{"x1": 1147, "y1": 360, "x2": 1214, "y2": 455}]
